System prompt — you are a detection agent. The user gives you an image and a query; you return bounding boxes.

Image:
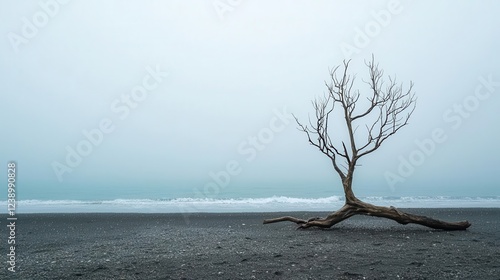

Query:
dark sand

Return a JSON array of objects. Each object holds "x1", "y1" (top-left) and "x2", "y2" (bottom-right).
[{"x1": 1, "y1": 209, "x2": 499, "y2": 279}]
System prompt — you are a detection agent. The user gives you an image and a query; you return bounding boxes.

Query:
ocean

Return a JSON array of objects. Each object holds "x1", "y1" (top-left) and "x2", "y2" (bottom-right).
[{"x1": 3, "y1": 196, "x2": 500, "y2": 213}]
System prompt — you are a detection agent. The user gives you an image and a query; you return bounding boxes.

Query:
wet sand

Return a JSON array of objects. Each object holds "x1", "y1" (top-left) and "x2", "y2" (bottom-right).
[{"x1": 1, "y1": 208, "x2": 499, "y2": 279}]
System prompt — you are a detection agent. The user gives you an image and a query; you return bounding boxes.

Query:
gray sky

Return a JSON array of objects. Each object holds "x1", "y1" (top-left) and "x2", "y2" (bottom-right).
[{"x1": 1, "y1": 0, "x2": 499, "y2": 200}]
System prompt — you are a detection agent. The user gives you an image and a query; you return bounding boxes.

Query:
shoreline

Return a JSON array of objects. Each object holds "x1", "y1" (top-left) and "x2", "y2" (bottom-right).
[
  {"x1": 1, "y1": 208, "x2": 499, "y2": 279},
  {"x1": 3, "y1": 196, "x2": 500, "y2": 214}
]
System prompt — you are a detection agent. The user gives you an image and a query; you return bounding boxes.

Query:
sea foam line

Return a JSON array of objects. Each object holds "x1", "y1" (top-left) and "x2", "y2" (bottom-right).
[{"x1": 0, "y1": 196, "x2": 498, "y2": 213}]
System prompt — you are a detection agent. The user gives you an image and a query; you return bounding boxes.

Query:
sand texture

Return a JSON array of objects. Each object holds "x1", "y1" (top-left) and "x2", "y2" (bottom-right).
[{"x1": 1, "y1": 208, "x2": 499, "y2": 279}]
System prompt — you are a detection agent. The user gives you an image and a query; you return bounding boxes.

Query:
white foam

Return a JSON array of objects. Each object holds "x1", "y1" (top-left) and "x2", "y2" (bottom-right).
[{"x1": 1, "y1": 196, "x2": 499, "y2": 213}]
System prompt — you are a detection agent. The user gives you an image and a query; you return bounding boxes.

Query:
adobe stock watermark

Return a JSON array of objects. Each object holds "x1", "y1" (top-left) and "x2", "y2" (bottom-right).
[
  {"x1": 213, "y1": 0, "x2": 244, "y2": 20},
  {"x1": 51, "y1": 65, "x2": 168, "y2": 182},
  {"x1": 340, "y1": 0, "x2": 404, "y2": 59},
  {"x1": 7, "y1": 0, "x2": 72, "y2": 53},
  {"x1": 385, "y1": 74, "x2": 499, "y2": 190},
  {"x1": 179, "y1": 106, "x2": 293, "y2": 221}
]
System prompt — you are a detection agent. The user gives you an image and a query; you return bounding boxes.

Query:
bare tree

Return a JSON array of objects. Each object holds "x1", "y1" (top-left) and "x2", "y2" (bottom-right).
[{"x1": 264, "y1": 56, "x2": 471, "y2": 230}]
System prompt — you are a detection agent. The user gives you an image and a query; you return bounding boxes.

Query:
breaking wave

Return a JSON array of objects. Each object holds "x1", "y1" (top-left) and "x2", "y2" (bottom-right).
[{"x1": 1, "y1": 196, "x2": 499, "y2": 213}]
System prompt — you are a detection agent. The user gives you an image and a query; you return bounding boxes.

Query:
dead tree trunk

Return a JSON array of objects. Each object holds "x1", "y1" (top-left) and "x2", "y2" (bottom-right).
[
  {"x1": 263, "y1": 56, "x2": 471, "y2": 231},
  {"x1": 263, "y1": 196, "x2": 471, "y2": 230}
]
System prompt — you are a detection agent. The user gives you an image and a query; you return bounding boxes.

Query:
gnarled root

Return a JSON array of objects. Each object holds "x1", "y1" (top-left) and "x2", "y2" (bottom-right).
[{"x1": 263, "y1": 201, "x2": 471, "y2": 230}]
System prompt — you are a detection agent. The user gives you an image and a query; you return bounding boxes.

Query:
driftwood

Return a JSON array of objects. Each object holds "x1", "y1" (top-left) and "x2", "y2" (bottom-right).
[
  {"x1": 263, "y1": 57, "x2": 470, "y2": 230},
  {"x1": 264, "y1": 199, "x2": 471, "y2": 230}
]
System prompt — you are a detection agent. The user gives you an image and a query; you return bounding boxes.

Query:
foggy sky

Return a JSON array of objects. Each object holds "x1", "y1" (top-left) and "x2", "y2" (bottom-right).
[{"x1": 1, "y1": 0, "x2": 499, "y2": 200}]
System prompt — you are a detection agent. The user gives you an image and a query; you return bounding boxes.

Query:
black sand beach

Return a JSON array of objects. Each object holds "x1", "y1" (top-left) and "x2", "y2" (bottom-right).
[{"x1": 1, "y1": 208, "x2": 499, "y2": 279}]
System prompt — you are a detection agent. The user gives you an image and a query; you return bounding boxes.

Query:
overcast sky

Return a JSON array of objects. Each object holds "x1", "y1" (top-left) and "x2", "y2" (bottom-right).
[{"x1": 1, "y1": 0, "x2": 499, "y2": 200}]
